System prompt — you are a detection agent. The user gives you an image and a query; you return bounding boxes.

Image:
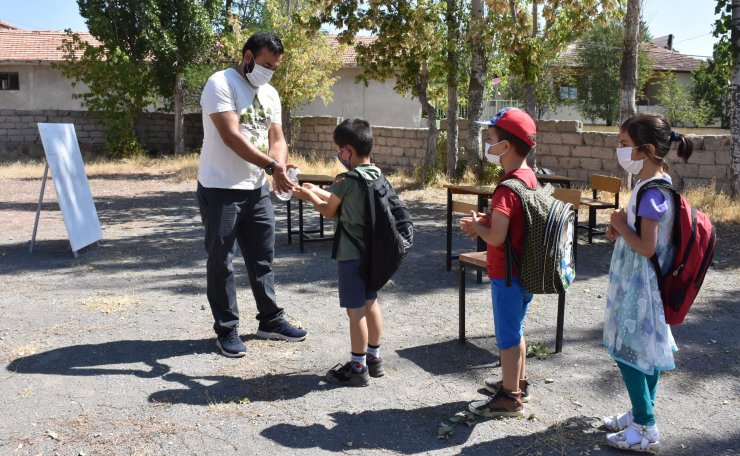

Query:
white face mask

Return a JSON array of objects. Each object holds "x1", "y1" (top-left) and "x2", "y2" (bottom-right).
[
  {"x1": 484, "y1": 140, "x2": 507, "y2": 165},
  {"x1": 245, "y1": 61, "x2": 274, "y2": 87},
  {"x1": 616, "y1": 146, "x2": 644, "y2": 175}
]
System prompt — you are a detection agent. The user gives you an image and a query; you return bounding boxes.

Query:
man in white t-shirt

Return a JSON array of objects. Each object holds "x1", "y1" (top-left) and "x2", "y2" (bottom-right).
[{"x1": 197, "y1": 32, "x2": 307, "y2": 358}]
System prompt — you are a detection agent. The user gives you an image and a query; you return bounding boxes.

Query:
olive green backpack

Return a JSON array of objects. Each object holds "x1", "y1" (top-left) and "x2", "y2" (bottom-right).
[{"x1": 497, "y1": 178, "x2": 576, "y2": 294}]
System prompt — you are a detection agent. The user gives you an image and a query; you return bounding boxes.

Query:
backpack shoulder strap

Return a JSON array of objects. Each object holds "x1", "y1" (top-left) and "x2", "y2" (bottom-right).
[
  {"x1": 330, "y1": 170, "x2": 365, "y2": 259},
  {"x1": 634, "y1": 178, "x2": 675, "y2": 291},
  {"x1": 495, "y1": 178, "x2": 527, "y2": 287},
  {"x1": 634, "y1": 178, "x2": 674, "y2": 235}
]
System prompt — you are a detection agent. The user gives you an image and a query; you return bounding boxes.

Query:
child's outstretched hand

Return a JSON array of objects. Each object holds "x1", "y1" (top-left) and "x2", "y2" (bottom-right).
[{"x1": 292, "y1": 185, "x2": 312, "y2": 201}]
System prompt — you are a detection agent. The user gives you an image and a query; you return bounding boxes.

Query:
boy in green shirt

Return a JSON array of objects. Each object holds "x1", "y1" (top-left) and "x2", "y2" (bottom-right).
[{"x1": 293, "y1": 118, "x2": 384, "y2": 387}]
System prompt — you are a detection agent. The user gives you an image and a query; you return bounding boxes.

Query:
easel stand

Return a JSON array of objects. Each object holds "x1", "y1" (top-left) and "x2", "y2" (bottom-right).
[{"x1": 27, "y1": 163, "x2": 62, "y2": 254}]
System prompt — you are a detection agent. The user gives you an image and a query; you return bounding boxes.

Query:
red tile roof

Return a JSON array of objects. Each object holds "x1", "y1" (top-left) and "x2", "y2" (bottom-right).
[
  {"x1": 0, "y1": 29, "x2": 99, "y2": 62},
  {"x1": 0, "y1": 20, "x2": 21, "y2": 30},
  {"x1": 557, "y1": 43, "x2": 704, "y2": 73},
  {"x1": 327, "y1": 34, "x2": 376, "y2": 66}
]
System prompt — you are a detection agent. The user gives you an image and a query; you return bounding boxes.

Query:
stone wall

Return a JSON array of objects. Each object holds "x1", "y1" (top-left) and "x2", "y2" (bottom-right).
[
  {"x1": 459, "y1": 119, "x2": 733, "y2": 192},
  {"x1": 0, "y1": 109, "x2": 203, "y2": 160},
  {"x1": 1, "y1": 111, "x2": 732, "y2": 191},
  {"x1": 535, "y1": 120, "x2": 731, "y2": 192},
  {"x1": 291, "y1": 116, "x2": 429, "y2": 171}
]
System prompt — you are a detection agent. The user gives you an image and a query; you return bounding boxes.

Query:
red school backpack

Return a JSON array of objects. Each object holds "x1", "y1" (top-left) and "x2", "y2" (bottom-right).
[{"x1": 635, "y1": 179, "x2": 717, "y2": 325}]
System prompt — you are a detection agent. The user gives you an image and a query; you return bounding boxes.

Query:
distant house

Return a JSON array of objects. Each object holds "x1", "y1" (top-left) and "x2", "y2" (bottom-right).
[
  {"x1": 293, "y1": 36, "x2": 425, "y2": 128},
  {"x1": 0, "y1": 27, "x2": 99, "y2": 110},
  {"x1": 544, "y1": 35, "x2": 705, "y2": 123},
  {"x1": 0, "y1": 26, "x2": 706, "y2": 127}
]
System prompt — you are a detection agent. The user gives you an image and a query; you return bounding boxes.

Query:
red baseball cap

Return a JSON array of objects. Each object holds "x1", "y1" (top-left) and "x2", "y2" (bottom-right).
[{"x1": 475, "y1": 107, "x2": 537, "y2": 147}]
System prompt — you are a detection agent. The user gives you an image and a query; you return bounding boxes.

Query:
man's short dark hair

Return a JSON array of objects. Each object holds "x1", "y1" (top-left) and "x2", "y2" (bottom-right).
[
  {"x1": 242, "y1": 32, "x2": 284, "y2": 58},
  {"x1": 334, "y1": 118, "x2": 373, "y2": 157},
  {"x1": 493, "y1": 126, "x2": 532, "y2": 157}
]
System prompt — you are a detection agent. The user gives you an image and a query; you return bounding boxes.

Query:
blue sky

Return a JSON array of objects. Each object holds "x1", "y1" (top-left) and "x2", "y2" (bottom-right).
[{"x1": 1, "y1": 0, "x2": 718, "y2": 58}]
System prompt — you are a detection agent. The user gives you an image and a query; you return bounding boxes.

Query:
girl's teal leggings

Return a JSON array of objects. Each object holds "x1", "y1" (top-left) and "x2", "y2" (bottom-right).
[{"x1": 618, "y1": 361, "x2": 660, "y2": 426}]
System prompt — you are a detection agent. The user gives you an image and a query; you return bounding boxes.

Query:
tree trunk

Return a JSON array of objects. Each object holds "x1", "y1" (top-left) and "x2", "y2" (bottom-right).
[
  {"x1": 173, "y1": 73, "x2": 185, "y2": 154},
  {"x1": 415, "y1": 71, "x2": 438, "y2": 167},
  {"x1": 282, "y1": 107, "x2": 293, "y2": 151},
  {"x1": 731, "y1": 0, "x2": 740, "y2": 196},
  {"x1": 446, "y1": 0, "x2": 460, "y2": 179},
  {"x1": 522, "y1": 2, "x2": 538, "y2": 117},
  {"x1": 619, "y1": 0, "x2": 641, "y2": 124},
  {"x1": 467, "y1": 0, "x2": 487, "y2": 170}
]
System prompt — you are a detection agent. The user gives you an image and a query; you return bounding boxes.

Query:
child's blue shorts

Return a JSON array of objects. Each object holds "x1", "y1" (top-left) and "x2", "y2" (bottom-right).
[
  {"x1": 338, "y1": 259, "x2": 377, "y2": 308},
  {"x1": 490, "y1": 277, "x2": 533, "y2": 349}
]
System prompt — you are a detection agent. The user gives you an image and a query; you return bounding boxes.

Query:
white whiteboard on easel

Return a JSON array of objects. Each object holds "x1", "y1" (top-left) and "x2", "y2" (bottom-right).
[{"x1": 37, "y1": 123, "x2": 103, "y2": 253}]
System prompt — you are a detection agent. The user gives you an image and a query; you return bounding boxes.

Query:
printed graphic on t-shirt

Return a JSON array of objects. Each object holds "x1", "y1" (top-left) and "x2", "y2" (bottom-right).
[{"x1": 238, "y1": 95, "x2": 273, "y2": 154}]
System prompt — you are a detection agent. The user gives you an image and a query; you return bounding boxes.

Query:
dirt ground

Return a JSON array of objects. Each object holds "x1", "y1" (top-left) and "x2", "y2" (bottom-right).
[{"x1": 0, "y1": 172, "x2": 738, "y2": 456}]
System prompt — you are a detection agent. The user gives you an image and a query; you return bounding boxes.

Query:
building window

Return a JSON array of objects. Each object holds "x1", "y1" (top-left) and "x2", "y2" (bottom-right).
[
  {"x1": 559, "y1": 86, "x2": 577, "y2": 101},
  {"x1": 0, "y1": 73, "x2": 20, "y2": 90}
]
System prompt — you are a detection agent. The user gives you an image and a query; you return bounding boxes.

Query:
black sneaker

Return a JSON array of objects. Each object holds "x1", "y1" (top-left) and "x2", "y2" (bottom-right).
[
  {"x1": 216, "y1": 328, "x2": 247, "y2": 358},
  {"x1": 325, "y1": 362, "x2": 370, "y2": 387},
  {"x1": 484, "y1": 377, "x2": 530, "y2": 402},
  {"x1": 256, "y1": 319, "x2": 307, "y2": 342},
  {"x1": 367, "y1": 355, "x2": 385, "y2": 378}
]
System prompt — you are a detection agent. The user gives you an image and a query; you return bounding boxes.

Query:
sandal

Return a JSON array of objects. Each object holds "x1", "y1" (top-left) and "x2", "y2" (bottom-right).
[
  {"x1": 606, "y1": 423, "x2": 660, "y2": 453},
  {"x1": 602, "y1": 410, "x2": 633, "y2": 432}
]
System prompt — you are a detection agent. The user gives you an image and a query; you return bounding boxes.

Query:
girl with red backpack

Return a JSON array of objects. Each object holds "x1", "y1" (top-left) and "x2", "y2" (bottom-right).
[{"x1": 602, "y1": 114, "x2": 693, "y2": 453}]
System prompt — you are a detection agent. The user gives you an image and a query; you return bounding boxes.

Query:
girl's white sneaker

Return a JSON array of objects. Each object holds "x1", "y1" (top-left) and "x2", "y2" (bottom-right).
[{"x1": 606, "y1": 422, "x2": 660, "y2": 453}]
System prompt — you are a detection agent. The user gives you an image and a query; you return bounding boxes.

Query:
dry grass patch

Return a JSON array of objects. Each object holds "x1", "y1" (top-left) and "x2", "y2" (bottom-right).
[
  {"x1": 79, "y1": 292, "x2": 143, "y2": 313},
  {"x1": 0, "y1": 154, "x2": 201, "y2": 180},
  {"x1": 682, "y1": 185, "x2": 740, "y2": 224}
]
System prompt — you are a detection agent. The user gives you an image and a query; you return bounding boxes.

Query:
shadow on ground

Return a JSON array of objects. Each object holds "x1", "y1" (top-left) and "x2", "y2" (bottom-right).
[
  {"x1": 7, "y1": 339, "x2": 322, "y2": 405},
  {"x1": 260, "y1": 400, "x2": 473, "y2": 454}
]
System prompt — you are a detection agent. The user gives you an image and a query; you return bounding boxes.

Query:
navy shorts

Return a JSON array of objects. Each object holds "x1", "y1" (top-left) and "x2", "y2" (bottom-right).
[{"x1": 338, "y1": 259, "x2": 377, "y2": 308}]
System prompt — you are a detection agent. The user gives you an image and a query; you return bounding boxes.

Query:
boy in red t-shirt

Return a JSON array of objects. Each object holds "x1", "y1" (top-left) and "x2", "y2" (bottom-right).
[{"x1": 461, "y1": 107, "x2": 538, "y2": 417}]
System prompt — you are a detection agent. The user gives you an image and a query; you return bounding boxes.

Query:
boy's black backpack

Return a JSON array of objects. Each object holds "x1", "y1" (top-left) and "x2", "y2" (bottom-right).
[
  {"x1": 634, "y1": 179, "x2": 717, "y2": 325},
  {"x1": 497, "y1": 178, "x2": 576, "y2": 294},
  {"x1": 331, "y1": 170, "x2": 414, "y2": 292}
]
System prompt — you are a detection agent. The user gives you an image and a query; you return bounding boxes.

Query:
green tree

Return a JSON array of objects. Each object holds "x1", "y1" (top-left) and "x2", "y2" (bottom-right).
[
  {"x1": 485, "y1": 0, "x2": 622, "y2": 116},
  {"x1": 60, "y1": 1, "x2": 221, "y2": 156},
  {"x1": 575, "y1": 22, "x2": 652, "y2": 126},
  {"x1": 56, "y1": 1, "x2": 157, "y2": 157},
  {"x1": 146, "y1": 0, "x2": 221, "y2": 154},
  {"x1": 310, "y1": 0, "x2": 449, "y2": 168},
  {"x1": 192, "y1": 0, "x2": 344, "y2": 147},
  {"x1": 656, "y1": 72, "x2": 711, "y2": 127},
  {"x1": 691, "y1": 1, "x2": 733, "y2": 128},
  {"x1": 267, "y1": 1, "x2": 345, "y2": 146}
]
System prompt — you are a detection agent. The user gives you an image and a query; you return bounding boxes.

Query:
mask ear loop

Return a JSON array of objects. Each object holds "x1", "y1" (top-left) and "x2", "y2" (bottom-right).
[
  {"x1": 243, "y1": 52, "x2": 255, "y2": 78},
  {"x1": 637, "y1": 144, "x2": 665, "y2": 168}
]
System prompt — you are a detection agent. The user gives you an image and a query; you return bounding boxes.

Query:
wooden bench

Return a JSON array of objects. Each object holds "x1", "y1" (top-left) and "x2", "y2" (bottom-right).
[{"x1": 458, "y1": 251, "x2": 566, "y2": 353}]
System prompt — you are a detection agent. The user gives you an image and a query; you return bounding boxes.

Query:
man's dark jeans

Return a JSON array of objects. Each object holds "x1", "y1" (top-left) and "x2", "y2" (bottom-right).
[{"x1": 197, "y1": 182, "x2": 285, "y2": 336}]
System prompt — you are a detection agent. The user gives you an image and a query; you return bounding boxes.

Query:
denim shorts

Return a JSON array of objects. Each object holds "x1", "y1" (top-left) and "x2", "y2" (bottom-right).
[
  {"x1": 338, "y1": 259, "x2": 377, "y2": 308},
  {"x1": 491, "y1": 277, "x2": 533, "y2": 349}
]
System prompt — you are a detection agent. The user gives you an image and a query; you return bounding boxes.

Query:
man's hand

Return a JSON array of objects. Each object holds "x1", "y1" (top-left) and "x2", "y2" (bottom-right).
[{"x1": 271, "y1": 162, "x2": 297, "y2": 194}]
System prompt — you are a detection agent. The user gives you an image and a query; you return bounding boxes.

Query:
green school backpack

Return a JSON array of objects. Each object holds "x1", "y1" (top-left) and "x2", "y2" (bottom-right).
[{"x1": 497, "y1": 178, "x2": 576, "y2": 294}]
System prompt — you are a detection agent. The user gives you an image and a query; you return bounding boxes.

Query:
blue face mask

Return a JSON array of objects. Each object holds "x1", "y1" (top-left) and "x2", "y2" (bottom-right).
[{"x1": 336, "y1": 149, "x2": 351, "y2": 170}]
